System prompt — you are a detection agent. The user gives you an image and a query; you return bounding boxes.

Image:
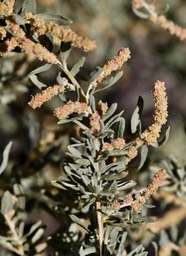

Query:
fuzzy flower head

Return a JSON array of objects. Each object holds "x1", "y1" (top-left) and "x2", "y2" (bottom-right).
[
  {"x1": 141, "y1": 80, "x2": 168, "y2": 145},
  {"x1": 28, "y1": 84, "x2": 66, "y2": 109},
  {"x1": 0, "y1": 0, "x2": 15, "y2": 16},
  {"x1": 54, "y1": 101, "x2": 89, "y2": 120},
  {"x1": 102, "y1": 138, "x2": 125, "y2": 152},
  {"x1": 132, "y1": 169, "x2": 166, "y2": 213},
  {"x1": 90, "y1": 112, "x2": 101, "y2": 134},
  {"x1": 92, "y1": 47, "x2": 131, "y2": 87}
]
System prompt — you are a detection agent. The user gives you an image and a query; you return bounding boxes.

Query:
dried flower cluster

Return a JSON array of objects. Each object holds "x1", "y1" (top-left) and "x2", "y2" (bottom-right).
[
  {"x1": 91, "y1": 47, "x2": 131, "y2": 87},
  {"x1": 132, "y1": 0, "x2": 186, "y2": 40},
  {"x1": 141, "y1": 80, "x2": 168, "y2": 145},
  {"x1": 89, "y1": 112, "x2": 101, "y2": 134},
  {"x1": 103, "y1": 138, "x2": 126, "y2": 152},
  {"x1": 47, "y1": 21, "x2": 96, "y2": 52},
  {"x1": 0, "y1": 0, "x2": 15, "y2": 16},
  {"x1": 28, "y1": 84, "x2": 66, "y2": 109},
  {"x1": 0, "y1": 1, "x2": 96, "y2": 63},
  {"x1": 1, "y1": 21, "x2": 60, "y2": 64},
  {"x1": 131, "y1": 169, "x2": 166, "y2": 213},
  {"x1": 54, "y1": 101, "x2": 89, "y2": 119},
  {"x1": 23, "y1": 12, "x2": 96, "y2": 52},
  {"x1": 112, "y1": 169, "x2": 166, "y2": 213}
]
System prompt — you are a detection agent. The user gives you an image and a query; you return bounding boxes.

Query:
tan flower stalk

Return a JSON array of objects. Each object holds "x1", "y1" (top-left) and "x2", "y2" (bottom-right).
[
  {"x1": 28, "y1": 84, "x2": 66, "y2": 109},
  {"x1": 132, "y1": 0, "x2": 186, "y2": 41},
  {"x1": 141, "y1": 80, "x2": 168, "y2": 145},
  {"x1": 0, "y1": 0, "x2": 15, "y2": 16},
  {"x1": 54, "y1": 101, "x2": 89, "y2": 119},
  {"x1": 47, "y1": 21, "x2": 96, "y2": 52},
  {"x1": 6, "y1": 22, "x2": 60, "y2": 64},
  {"x1": 131, "y1": 169, "x2": 166, "y2": 213},
  {"x1": 91, "y1": 47, "x2": 131, "y2": 87}
]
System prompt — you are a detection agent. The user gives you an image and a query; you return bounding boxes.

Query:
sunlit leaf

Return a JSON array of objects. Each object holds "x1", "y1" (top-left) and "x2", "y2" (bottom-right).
[
  {"x1": 70, "y1": 57, "x2": 86, "y2": 76},
  {"x1": 1, "y1": 191, "x2": 14, "y2": 215},
  {"x1": 0, "y1": 141, "x2": 12, "y2": 175}
]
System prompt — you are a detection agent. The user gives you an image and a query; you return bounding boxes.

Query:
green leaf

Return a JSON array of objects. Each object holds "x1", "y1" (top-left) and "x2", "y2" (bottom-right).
[
  {"x1": 0, "y1": 141, "x2": 12, "y2": 175},
  {"x1": 34, "y1": 14, "x2": 72, "y2": 26},
  {"x1": 128, "y1": 244, "x2": 148, "y2": 256},
  {"x1": 31, "y1": 228, "x2": 45, "y2": 244},
  {"x1": 13, "y1": 184, "x2": 25, "y2": 211},
  {"x1": 12, "y1": 14, "x2": 25, "y2": 25},
  {"x1": 132, "y1": 7, "x2": 149, "y2": 19},
  {"x1": 28, "y1": 64, "x2": 53, "y2": 89},
  {"x1": 69, "y1": 214, "x2": 88, "y2": 232},
  {"x1": 117, "y1": 117, "x2": 125, "y2": 138},
  {"x1": 22, "y1": 0, "x2": 37, "y2": 14},
  {"x1": 29, "y1": 74, "x2": 47, "y2": 89},
  {"x1": 1, "y1": 191, "x2": 14, "y2": 215},
  {"x1": 79, "y1": 246, "x2": 96, "y2": 256},
  {"x1": 137, "y1": 145, "x2": 148, "y2": 170},
  {"x1": 131, "y1": 96, "x2": 143, "y2": 134},
  {"x1": 117, "y1": 180, "x2": 136, "y2": 191},
  {"x1": 94, "y1": 71, "x2": 123, "y2": 93},
  {"x1": 60, "y1": 42, "x2": 72, "y2": 64},
  {"x1": 70, "y1": 57, "x2": 86, "y2": 76},
  {"x1": 25, "y1": 220, "x2": 42, "y2": 238},
  {"x1": 67, "y1": 145, "x2": 82, "y2": 158},
  {"x1": 102, "y1": 103, "x2": 117, "y2": 122},
  {"x1": 151, "y1": 242, "x2": 158, "y2": 256},
  {"x1": 102, "y1": 170, "x2": 128, "y2": 181},
  {"x1": 156, "y1": 125, "x2": 170, "y2": 148},
  {"x1": 28, "y1": 64, "x2": 52, "y2": 76}
]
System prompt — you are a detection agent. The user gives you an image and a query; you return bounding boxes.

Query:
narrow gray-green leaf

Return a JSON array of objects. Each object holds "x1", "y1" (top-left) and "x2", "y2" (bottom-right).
[
  {"x1": 117, "y1": 117, "x2": 125, "y2": 138},
  {"x1": 95, "y1": 71, "x2": 123, "y2": 93},
  {"x1": 13, "y1": 184, "x2": 25, "y2": 211},
  {"x1": 131, "y1": 96, "x2": 143, "y2": 134},
  {"x1": 137, "y1": 144, "x2": 148, "y2": 170},
  {"x1": 79, "y1": 246, "x2": 96, "y2": 256},
  {"x1": 1, "y1": 191, "x2": 14, "y2": 215},
  {"x1": 70, "y1": 57, "x2": 86, "y2": 76},
  {"x1": 22, "y1": 0, "x2": 37, "y2": 14},
  {"x1": 117, "y1": 180, "x2": 136, "y2": 191},
  {"x1": 34, "y1": 14, "x2": 72, "y2": 26},
  {"x1": 0, "y1": 141, "x2": 12, "y2": 175},
  {"x1": 102, "y1": 170, "x2": 128, "y2": 181},
  {"x1": 132, "y1": 7, "x2": 149, "y2": 19},
  {"x1": 31, "y1": 228, "x2": 44, "y2": 244},
  {"x1": 156, "y1": 125, "x2": 170, "y2": 148},
  {"x1": 69, "y1": 214, "x2": 88, "y2": 232},
  {"x1": 28, "y1": 64, "x2": 52, "y2": 76},
  {"x1": 29, "y1": 74, "x2": 47, "y2": 89},
  {"x1": 102, "y1": 103, "x2": 117, "y2": 122}
]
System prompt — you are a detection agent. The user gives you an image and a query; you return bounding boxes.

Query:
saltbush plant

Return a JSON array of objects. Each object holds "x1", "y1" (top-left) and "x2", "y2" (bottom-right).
[{"x1": 0, "y1": 0, "x2": 186, "y2": 255}]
